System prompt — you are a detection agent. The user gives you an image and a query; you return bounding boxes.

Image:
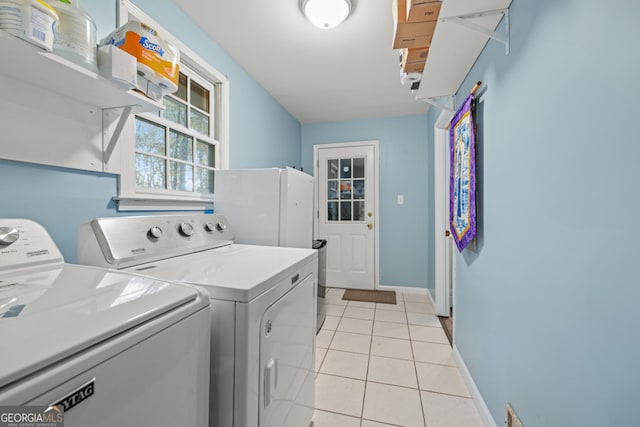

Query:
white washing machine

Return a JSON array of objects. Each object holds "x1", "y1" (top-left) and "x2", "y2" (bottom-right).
[
  {"x1": 77, "y1": 213, "x2": 317, "y2": 427},
  {"x1": 0, "y1": 219, "x2": 211, "y2": 426}
]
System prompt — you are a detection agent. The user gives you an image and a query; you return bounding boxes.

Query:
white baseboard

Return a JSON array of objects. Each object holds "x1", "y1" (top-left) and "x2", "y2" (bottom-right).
[
  {"x1": 376, "y1": 284, "x2": 429, "y2": 295},
  {"x1": 426, "y1": 288, "x2": 437, "y2": 307},
  {"x1": 453, "y1": 345, "x2": 497, "y2": 427}
]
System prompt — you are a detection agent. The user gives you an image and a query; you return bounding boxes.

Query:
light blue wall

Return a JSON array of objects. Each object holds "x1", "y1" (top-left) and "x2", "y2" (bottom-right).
[
  {"x1": 0, "y1": 1, "x2": 301, "y2": 262},
  {"x1": 0, "y1": 160, "x2": 118, "y2": 263},
  {"x1": 452, "y1": 1, "x2": 640, "y2": 426},
  {"x1": 301, "y1": 115, "x2": 434, "y2": 289}
]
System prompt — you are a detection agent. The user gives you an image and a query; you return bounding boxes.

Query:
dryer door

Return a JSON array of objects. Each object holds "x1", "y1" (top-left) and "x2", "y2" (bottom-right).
[{"x1": 259, "y1": 273, "x2": 315, "y2": 427}]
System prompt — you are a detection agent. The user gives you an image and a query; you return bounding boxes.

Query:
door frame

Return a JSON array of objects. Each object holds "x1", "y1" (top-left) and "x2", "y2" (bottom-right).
[
  {"x1": 313, "y1": 140, "x2": 380, "y2": 289},
  {"x1": 434, "y1": 111, "x2": 455, "y2": 317}
]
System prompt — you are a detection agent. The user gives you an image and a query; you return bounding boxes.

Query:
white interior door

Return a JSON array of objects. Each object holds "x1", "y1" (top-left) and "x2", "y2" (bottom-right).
[
  {"x1": 434, "y1": 111, "x2": 454, "y2": 317},
  {"x1": 315, "y1": 142, "x2": 377, "y2": 290}
]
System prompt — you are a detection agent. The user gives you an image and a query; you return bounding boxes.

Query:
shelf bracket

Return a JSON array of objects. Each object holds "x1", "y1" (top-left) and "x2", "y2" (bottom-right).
[
  {"x1": 421, "y1": 95, "x2": 456, "y2": 113},
  {"x1": 103, "y1": 105, "x2": 133, "y2": 166},
  {"x1": 440, "y1": 8, "x2": 510, "y2": 55}
]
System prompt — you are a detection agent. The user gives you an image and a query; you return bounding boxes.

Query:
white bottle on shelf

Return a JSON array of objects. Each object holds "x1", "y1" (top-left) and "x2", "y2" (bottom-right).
[
  {"x1": 43, "y1": 0, "x2": 97, "y2": 72},
  {"x1": 0, "y1": 0, "x2": 58, "y2": 51}
]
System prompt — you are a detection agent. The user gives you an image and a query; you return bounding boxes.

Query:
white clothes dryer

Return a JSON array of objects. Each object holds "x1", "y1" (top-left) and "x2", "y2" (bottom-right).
[
  {"x1": 0, "y1": 219, "x2": 211, "y2": 426},
  {"x1": 77, "y1": 213, "x2": 317, "y2": 427}
]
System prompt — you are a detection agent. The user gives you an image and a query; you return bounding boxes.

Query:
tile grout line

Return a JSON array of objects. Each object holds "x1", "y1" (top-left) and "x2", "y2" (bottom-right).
[
  {"x1": 340, "y1": 289, "x2": 370, "y2": 426},
  {"x1": 359, "y1": 297, "x2": 377, "y2": 423},
  {"x1": 405, "y1": 293, "x2": 428, "y2": 427},
  {"x1": 312, "y1": 408, "x2": 361, "y2": 422},
  {"x1": 315, "y1": 372, "x2": 475, "y2": 417}
]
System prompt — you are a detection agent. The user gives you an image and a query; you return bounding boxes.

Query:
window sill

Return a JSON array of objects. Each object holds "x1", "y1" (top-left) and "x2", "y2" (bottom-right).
[{"x1": 114, "y1": 195, "x2": 214, "y2": 212}]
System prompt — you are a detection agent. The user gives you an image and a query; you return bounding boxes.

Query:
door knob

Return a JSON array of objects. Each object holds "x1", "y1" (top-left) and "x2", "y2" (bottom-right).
[
  {"x1": 445, "y1": 230, "x2": 451, "y2": 237},
  {"x1": 367, "y1": 212, "x2": 373, "y2": 217},
  {"x1": 367, "y1": 223, "x2": 373, "y2": 230}
]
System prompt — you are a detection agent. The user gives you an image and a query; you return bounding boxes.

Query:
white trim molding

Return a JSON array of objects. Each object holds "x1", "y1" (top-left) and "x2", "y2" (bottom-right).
[
  {"x1": 434, "y1": 108, "x2": 456, "y2": 317},
  {"x1": 453, "y1": 345, "x2": 497, "y2": 427},
  {"x1": 377, "y1": 285, "x2": 430, "y2": 295},
  {"x1": 114, "y1": 196, "x2": 213, "y2": 212}
]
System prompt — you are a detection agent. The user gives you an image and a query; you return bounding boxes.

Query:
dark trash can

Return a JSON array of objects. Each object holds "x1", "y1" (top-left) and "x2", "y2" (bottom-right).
[{"x1": 312, "y1": 239, "x2": 327, "y2": 333}]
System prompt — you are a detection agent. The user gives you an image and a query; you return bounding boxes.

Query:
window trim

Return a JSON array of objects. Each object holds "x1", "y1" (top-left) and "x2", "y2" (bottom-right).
[{"x1": 115, "y1": 0, "x2": 229, "y2": 211}]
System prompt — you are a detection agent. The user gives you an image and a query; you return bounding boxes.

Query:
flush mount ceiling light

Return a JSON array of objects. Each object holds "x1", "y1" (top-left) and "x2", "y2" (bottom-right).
[{"x1": 301, "y1": 0, "x2": 352, "y2": 29}]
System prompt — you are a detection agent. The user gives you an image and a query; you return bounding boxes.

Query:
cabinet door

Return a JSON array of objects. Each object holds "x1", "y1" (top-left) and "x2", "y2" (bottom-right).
[{"x1": 259, "y1": 273, "x2": 315, "y2": 427}]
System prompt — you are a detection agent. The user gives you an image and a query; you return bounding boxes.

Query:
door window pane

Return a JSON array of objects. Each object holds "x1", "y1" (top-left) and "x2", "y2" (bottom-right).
[
  {"x1": 163, "y1": 96, "x2": 187, "y2": 127},
  {"x1": 136, "y1": 154, "x2": 165, "y2": 188},
  {"x1": 353, "y1": 179, "x2": 365, "y2": 200},
  {"x1": 196, "y1": 167, "x2": 214, "y2": 193},
  {"x1": 353, "y1": 201, "x2": 365, "y2": 221},
  {"x1": 340, "y1": 201, "x2": 352, "y2": 221},
  {"x1": 340, "y1": 180, "x2": 352, "y2": 199},
  {"x1": 135, "y1": 118, "x2": 165, "y2": 154},
  {"x1": 328, "y1": 202, "x2": 338, "y2": 221},
  {"x1": 340, "y1": 159, "x2": 351, "y2": 179},
  {"x1": 170, "y1": 131, "x2": 193, "y2": 161},
  {"x1": 353, "y1": 157, "x2": 365, "y2": 178},
  {"x1": 328, "y1": 181, "x2": 338, "y2": 200},
  {"x1": 326, "y1": 156, "x2": 367, "y2": 223},
  {"x1": 169, "y1": 161, "x2": 193, "y2": 191},
  {"x1": 196, "y1": 140, "x2": 215, "y2": 166},
  {"x1": 328, "y1": 159, "x2": 339, "y2": 179},
  {"x1": 190, "y1": 109, "x2": 209, "y2": 135}
]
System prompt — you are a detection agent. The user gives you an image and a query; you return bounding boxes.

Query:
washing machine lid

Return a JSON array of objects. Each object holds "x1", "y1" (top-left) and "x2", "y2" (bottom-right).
[
  {"x1": 125, "y1": 244, "x2": 316, "y2": 302},
  {"x1": 0, "y1": 263, "x2": 206, "y2": 388}
]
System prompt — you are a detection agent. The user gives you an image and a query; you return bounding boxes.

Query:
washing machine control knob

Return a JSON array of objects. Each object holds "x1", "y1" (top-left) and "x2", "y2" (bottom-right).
[
  {"x1": 0, "y1": 227, "x2": 19, "y2": 246},
  {"x1": 216, "y1": 222, "x2": 227, "y2": 231},
  {"x1": 179, "y1": 222, "x2": 194, "y2": 237},
  {"x1": 148, "y1": 226, "x2": 163, "y2": 239},
  {"x1": 204, "y1": 222, "x2": 216, "y2": 232}
]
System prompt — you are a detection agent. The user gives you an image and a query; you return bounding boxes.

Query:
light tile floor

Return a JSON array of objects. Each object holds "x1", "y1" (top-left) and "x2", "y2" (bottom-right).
[{"x1": 312, "y1": 288, "x2": 484, "y2": 427}]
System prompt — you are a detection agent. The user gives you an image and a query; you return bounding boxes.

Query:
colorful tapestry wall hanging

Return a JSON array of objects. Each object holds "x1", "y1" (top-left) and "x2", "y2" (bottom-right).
[{"x1": 449, "y1": 93, "x2": 477, "y2": 252}]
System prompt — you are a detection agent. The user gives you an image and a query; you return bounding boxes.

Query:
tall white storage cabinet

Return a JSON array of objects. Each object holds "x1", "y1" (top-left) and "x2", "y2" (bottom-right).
[{"x1": 214, "y1": 167, "x2": 313, "y2": 248}]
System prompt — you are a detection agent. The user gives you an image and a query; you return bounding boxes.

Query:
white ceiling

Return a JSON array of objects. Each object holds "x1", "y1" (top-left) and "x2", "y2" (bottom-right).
[{"x1": 174, "y1": 0, "x2": 431, "y2": 124}]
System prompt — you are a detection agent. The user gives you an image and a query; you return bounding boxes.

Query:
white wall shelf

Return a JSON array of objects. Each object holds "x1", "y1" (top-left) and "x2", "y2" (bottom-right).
[
  {"x1": 441, "y1": 9, "x2": 510, "y2": 56},
  {"x1": 416, "y1": 0, "x2": 512, "y2": 103},
  {"x1": 0, "y1": 29, "x2": 163, "y2": 172},
  {"x1": 0, "y1": 30, "x2": 161, "y2": 113},
  {"x1": 423, "y1": 95, "x2": 456, "y2": 113}
]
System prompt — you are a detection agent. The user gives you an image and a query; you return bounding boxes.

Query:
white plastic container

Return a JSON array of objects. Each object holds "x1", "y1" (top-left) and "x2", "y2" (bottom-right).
[
  {"x1": 44, "y1": 0, "x2": 96, "y2": 71},
  {"x1": 0, "y1": 1, "x2": 25, "y2": 38},
  {"x1": 0, "y1": 0, "x2": 58, "y2": 51},
  {"x1": 97, "y1": 44, "x2": 137, "y2": 90}
]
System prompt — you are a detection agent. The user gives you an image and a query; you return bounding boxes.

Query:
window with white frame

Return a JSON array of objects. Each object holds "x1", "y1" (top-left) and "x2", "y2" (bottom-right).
[
  {"x1": 135, "y1": 67, "x2": 216, "y2": 194},
  {"x1": 116, "y1": 1, "x2": 229, "y2": 211}
]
